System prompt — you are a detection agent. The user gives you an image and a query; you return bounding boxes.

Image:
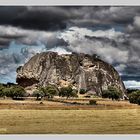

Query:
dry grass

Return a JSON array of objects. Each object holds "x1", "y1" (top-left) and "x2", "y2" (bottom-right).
[
  {"x1": 0, "y1": 99, "x2": 139, "y2": 110},
  {"x1": 0, "y1": 99, "x2": 140, "y2": 134},
  {"x1": 0, "y1": 109, "x2": 140, "y2": 134}
]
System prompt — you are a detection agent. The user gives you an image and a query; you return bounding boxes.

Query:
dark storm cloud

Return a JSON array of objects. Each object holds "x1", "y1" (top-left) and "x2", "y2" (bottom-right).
[
  {"x1": 0, "y1": 6, "x2": 140, "y2": 87},
  {"x1": 121, "y1": 75, "x2": 140, "y2": 81},
  {"x1": 0, "y1": 6, "x2": 140, "y2": 31},
  {"x1": 1, "y1": 6, "x2": 140, "y2": 31},
  {"x1": 0, "y1": 38, "x2": 10, "y2": 46},
  {"x1": 0, "y1": 34, "x2": 26, "y2": 49},
  {"x1": 68, "y1": 6, "x2": 140, "y2": 28},
  {"x1": 46, "y1": 38, "x2": 69, "y2": 48},
  {"x1": 85, "y1": 35, "x2": 117, "y2": 47},
  {"x1": 0, "y1": 6, "x2": 71, "y2": 31},
  {"x1": 0, "y1": 6, "x2": 26, "y2": 23},
  {"x1": 0, "y1": 34, "x2": 25, "y2": 39},
  {"x1": 57, "y1": 25, "x2": 140, "y2": 86},
  {"x1": 0, "y1": 25, "x2": 68, "y2": 50}
]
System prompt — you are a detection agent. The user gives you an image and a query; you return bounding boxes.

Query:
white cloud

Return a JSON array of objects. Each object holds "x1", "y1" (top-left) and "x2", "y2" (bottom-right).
[
  {"x1": 58, "y1": 27, "x2": 128, "y2": 64},
  {"x1": 115, "y1": 64, "x2": 127, "y2": 73},
  {"x1": 124, "y1": 80, "x2": 140, "y2": 89},
  {"x1": 59, "y1": 26, "x2": 124, "y2": 41},
  {"x1": 0, "y1": 41, "x2": 46, "y2": 83},
  {"x1": 134, "y1": 16, "x2": 140, "y2": 28},
  {"x1": 47, "y1": 47, "x2": 71, "y2": 55},
  {"x1": 0, "y1": 25, "x2": 58, "y2": 46},
  {"x1": 127, "y1": 16, "x2": 140, "y2": 32},
  {"x1": 0, "y1": 25, "x2": 139, "y2": 84}
]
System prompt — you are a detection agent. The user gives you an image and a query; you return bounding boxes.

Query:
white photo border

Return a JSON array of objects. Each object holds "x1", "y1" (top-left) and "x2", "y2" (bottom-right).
[
  {"x1": 0, "y1": 0, "x2": 140, "y2": 140},
  {"x1": 0, "y1": 0, "x2": 139, "y2": 5}
]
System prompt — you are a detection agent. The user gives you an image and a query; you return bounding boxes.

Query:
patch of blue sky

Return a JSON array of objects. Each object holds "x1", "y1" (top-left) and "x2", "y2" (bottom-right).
[
  {"x1": 0, "y1": 71, "x2": 17, "y2": 83},
  {"x1": 90, "y1": 24, "x2": 125, "y2": 32},
  {"x1": 0, "y1": 41, "x2": 47, "y2": 84}
]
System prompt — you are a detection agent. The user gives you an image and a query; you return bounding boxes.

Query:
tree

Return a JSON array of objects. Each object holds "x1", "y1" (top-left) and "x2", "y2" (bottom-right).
[
  {"x1": 71, "y1": 89, "x2": 78, "y2": 98},
  {"x1": 59, "y1": 86, "x2": 78, "y2": 99},
  {"x1": 0, "y1": 84, "x2": 26, "y2": 100},
  {"x1": 45, "y1": 85, "x2": 59, "y2": 98},
  {"x1": 102, "y1": 86, "x2": 122, "y2": 100},
  {"x1": 2, "y1": 87, "x2": 11, "y2": 97},
  {"x1": 137, "y1": 96, "x2": 140, "y2": 105},
  {"x1": 7, "y1": 85, "x2": 26, "y2": 99},
  {"x1": 33, "y1": 84, "x2": 59, "y2": 100},
  {"x1": 32, "y1": 90, "x2": 44, "y2": 100},
  {"x1": 0, "y1": 84, "x2": 5, "y2": 97},
  {"x1": 46, "y1": 88, "x2": 57, "y2": 98},
  {"x1": 79, "y1": 89, "x2": 87, "y2": 94},
  {"x1": 128, "y1": 90, "x2": 140, "y2": 105},
  {"x1": 39, "y1": 85, "x2": 59, "y2": 99},
  {"x1": 89, "y1": 100, "x2": 97, "y2": 105}
]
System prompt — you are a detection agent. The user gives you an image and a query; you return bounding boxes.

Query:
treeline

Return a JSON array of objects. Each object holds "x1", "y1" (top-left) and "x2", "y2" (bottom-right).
[
  {"x1": 0, "y1": 83, "x2": 124, "y2": 101},
  {"x1": 102, "y1": 86, "x2": 140, "y2": 105},
  {"x1": 32, "y1": 85, "x2": 78, "y2": 100},
  {"x1": 0, "y1": 84, "x2": 26, "y2": 99},
  {"x1": 0, "y1": 83, "x2": 78, "y2": 100},
  {"x1": 102, "y1": 86, "x2": 123, "y2": 101},
  {"x1": 127, "y1": 89, "x2": 140, "y2": 105},
  {"x1": 0, "y1": 82, "x2": 140, "y2": 105}
]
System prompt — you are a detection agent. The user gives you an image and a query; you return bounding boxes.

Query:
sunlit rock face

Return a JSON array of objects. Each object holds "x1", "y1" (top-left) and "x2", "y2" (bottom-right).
[{"x1": 16, "y1": 51, "x2": 126, "y2": 97}]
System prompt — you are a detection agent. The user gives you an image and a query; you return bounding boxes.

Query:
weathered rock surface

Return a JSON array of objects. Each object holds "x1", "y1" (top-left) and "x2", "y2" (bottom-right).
[{"x1": 16, "y1": 52, "x2": 126, "y2": 97}]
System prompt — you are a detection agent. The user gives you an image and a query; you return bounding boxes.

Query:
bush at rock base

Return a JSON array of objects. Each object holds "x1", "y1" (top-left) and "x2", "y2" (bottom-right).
[
  {"x1": 59, "y1": 86, "x2": 78, "y2": 99},
  {"x1": 128, "y1": 91, "x2": 140, "y2": 105},
  {"x1": 102, "y1": 86, "x2": 122, "y2": 101}
]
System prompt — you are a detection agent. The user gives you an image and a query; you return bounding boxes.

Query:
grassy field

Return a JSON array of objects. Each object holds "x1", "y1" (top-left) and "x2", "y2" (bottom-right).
[
  {"x1": 0, "y1": 99, "x2": 140, "y2": 134},
  {"x1": 0, "y1": 109, "x2": 140, "y2": 134}
]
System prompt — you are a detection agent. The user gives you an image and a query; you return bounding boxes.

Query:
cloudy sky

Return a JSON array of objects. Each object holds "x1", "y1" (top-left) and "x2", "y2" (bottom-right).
[{"x1": 0, "y1": 6, "x2": 140, "y2": 88}]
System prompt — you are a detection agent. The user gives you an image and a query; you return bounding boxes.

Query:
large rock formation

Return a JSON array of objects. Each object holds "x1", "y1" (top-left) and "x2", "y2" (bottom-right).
[{"x1": 16, "y1": 52, "x2": 126, "y2": 97}]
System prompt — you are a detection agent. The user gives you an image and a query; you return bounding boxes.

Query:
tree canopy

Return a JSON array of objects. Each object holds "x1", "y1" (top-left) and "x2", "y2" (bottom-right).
[
  {"x1": 128, "y1": 90, "x2": 140, "y2": 105},
  {"x1": 59, "y1": 86, "x2": 78, "y2": 99},
  {"x1": 102, "y1": 86, "x2": 122, "y2": 100},
  {"x1": 0, "y1": 84, "x2": 26, "y2": 99},
  {"x1": 33, "y1": 84, "x2": 59, "y2": 100}
]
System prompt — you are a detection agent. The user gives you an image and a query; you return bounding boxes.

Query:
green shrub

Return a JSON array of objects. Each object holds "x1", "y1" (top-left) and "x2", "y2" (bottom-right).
[
  {"x1": 0, "y1": 85, "x2": 5, "y2": 97},
  {"x1": 8, "y1": 85, "x2": 26, "y2": 99},
  {"x1": 128, "y1": 91, "x2": 140, "y2": 105},
  {"x1": 137, "y1": 96, "x2": 140, "y2": 105},
  {"x1": 39, "y1": 85, "x2": 59, "y2": 99},
  {"x1": 127, "y1": 88, "x2": 139, "y2": 95},
  {"x1": 59, "y1": 86, "x2": 78, "y2": 99},
  {"x1": 2, "y1": 88, "x2": 11, "y2": 97},
  {"x1": 46, "y1": 85, "x2": 59, "y2": 98},
  {"x1": 89, "y1": 100, "x2": 97, "y2": 105},
  {"x1": 79, "y1": 89, "x2": 87, "y2": 94},
  {"x1": 0, "y1": 84, "x2": 26, "y2": 100},
  {"x1": 84, "y1": 95, "x2": 91, "y2": 98},
  {"x1": 33, "y1": 84, "x2": 59, "y2": 100},
  {"x1": 71, "y1": 89, "x2": 78, "y2": 98},
  {"x1": 102, "y1": 86, "x2": 122, "y2": 100},
  {"x1": 0, "y1": 85, "x2": 26, "y2": 99},
  {"x1": 32, "y1": 90, "x2": 44, "y2": 100}
]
